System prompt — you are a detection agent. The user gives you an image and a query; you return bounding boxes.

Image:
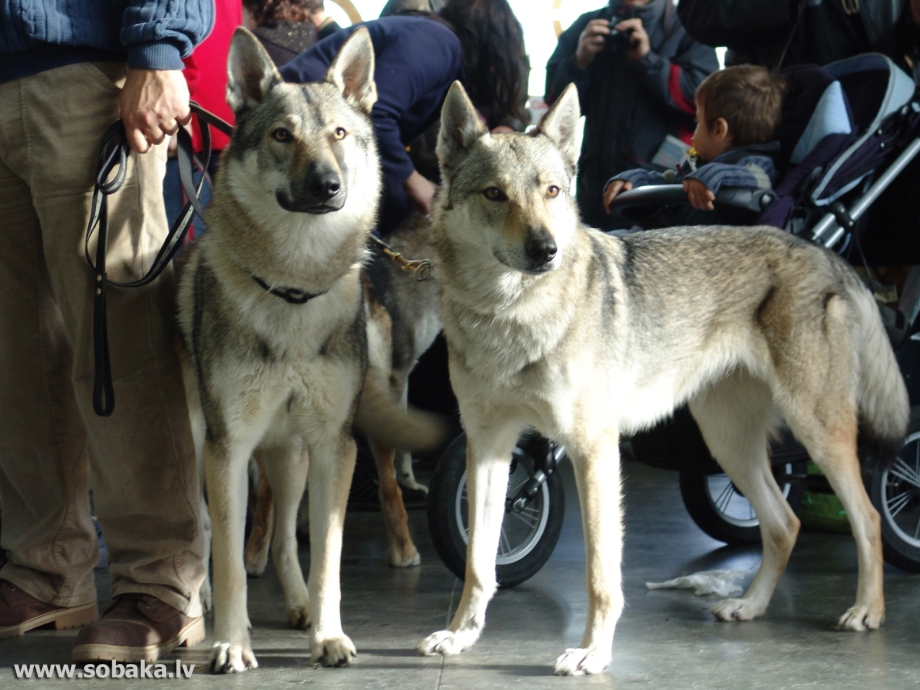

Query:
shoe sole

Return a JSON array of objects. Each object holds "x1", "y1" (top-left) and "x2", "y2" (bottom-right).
[
  {"x1": 0, "y1": 602, "x2": 99, "y2": 640},
  {"x1": 71, "y1": 616, "x2": 206, "y2": 663}
]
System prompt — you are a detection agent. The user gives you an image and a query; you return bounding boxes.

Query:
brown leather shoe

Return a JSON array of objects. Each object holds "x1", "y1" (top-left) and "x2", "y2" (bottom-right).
[
  {"x1": 72, "y1": 594, "x2": 205, "y2": 663},
  {"x1": 0, "y1": 579, "x2": 98, "y2": 640}
]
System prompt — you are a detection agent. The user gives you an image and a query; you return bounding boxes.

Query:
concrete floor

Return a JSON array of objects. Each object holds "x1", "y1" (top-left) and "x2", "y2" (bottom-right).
[{"x1": 1, "y1": 458, "x2": 919, "y2": 688}]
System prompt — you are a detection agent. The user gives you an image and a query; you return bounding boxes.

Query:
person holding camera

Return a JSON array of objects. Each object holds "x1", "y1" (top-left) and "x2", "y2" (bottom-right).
[{"x1": 546, "y1": 0, "x2": 717, "y2": 230}]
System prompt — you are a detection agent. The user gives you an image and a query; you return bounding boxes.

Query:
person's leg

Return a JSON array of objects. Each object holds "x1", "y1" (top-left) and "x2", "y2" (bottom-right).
[
  {"x1": 12, "y1": 63, "x2": 206, "y2": 623},
  {"x1": 0, "y1": 82, "x2": 100, "y2": 634}
]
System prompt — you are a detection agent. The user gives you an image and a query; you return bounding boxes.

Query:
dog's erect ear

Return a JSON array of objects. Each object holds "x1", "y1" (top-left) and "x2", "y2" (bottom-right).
[
  {"x1": 536, "y1": 83, "x2": 581, "y2": 173},
  {"x1": 326, "y1": 27, "x2": 377, "y2": 114},
  {"x1": 438, "y1": 81, "x2": 489, "y2": 172},
  {"x1": 227, "y1": 27, "x2": 282, "y2": 114}
]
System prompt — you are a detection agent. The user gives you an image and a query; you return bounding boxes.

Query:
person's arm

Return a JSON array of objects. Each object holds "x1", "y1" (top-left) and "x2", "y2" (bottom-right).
[
  {"x1": 545, "y1": 13, "x2": 597, "y2": 107},
  {"x1": 676, "y1": 0, "x2": 798, "y2": 50},
  {"x1": 683, "y1": 155, "x2": 777, "y2": 196},
  {"x1": 603, "y1": 169, "x2": 670, "y2": 214},
  {"x1": 118, "y1": 0, "x2": 215, "y2": 153}
]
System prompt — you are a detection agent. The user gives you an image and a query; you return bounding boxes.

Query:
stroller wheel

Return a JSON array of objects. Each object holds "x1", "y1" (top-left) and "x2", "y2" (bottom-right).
[
  {"x1": 427, "y1": 432, "x2": 565, "y2": 588},
  {"x1": 679, "y1": 463, "x2": 806, "y2": 545},
  {"x1": 869, "y1": 411, "x2": 920, "y2": 572}
]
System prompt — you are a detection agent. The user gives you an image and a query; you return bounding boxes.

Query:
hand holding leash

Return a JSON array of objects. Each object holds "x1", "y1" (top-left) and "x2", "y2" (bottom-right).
[{"x1": 119, "y1": 69, "x2": 191, "y2": 153}]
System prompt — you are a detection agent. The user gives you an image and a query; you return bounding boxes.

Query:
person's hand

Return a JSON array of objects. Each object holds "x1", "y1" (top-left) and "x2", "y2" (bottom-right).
[
  {"x1": 491, "y1": 125, "x2": 515, "y2": 134},
  {"x1": 603, "y1": 179, "x2": 633, "y2": 214},
  {"x1": 614, "y1": 18, "x2": 650, "y2": 61},
  {"x1": 684, "y1": 179, "x2": 715, "y2": 210},
  {"x1": 911, "y1": 0, "x2": 920, "y2": 25},
  {"x1": 576, "y1": 19, "x2": 612, "y2": 70},
  {"x1": 119, "y1": 69, "x2": 191, "y2": 154},
  {"x1": 403, "y1": 169, "x2": 439, "y2": 215}
]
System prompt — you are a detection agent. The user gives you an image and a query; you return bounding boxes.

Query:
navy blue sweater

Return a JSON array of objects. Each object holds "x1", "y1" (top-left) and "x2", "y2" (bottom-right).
[
  {"x1": 280, "y1": 16, "x2": 463, "y2": 233},
  {"x1": 0, "y1": 0, "x2": 214, "y2": 82}
]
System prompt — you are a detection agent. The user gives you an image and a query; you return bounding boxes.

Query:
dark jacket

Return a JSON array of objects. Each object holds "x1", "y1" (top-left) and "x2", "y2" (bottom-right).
[
  {"x1": 280, "y1": 16, "x2": 463, "y2": 234},
  {"x1": 676, "y1": 0, "x2": 914, "y2": 72},
  {"x1": 0, "y1": 0, "x2": 214, "y2": 78},
  {"x1": 546, "y1": 0, "x2": 718, "y2": 229},
  {"x1": 253, "y1": 20, "x2": 318, "y2": 67}
]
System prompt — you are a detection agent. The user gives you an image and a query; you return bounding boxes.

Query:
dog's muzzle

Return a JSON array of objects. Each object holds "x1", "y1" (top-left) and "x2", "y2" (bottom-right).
[
  {"x1": 523, "y1": 228, "x2": 558, "y2": 273},
  {"x1": 277, "y1": 167, "x2": 347, "y2": 214}
]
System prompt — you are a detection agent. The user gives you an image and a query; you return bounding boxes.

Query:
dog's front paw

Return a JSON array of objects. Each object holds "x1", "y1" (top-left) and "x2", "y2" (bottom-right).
[
  {"x1": 311, "y1": 633, "x2": 356, "y2": 667},
  {"x1": 387, "y1": 544, "x2": 421, "y2": 568},
  {"x1": 199, "y1": 578, "x2": 212, "y2": 613},
  {"x1": 837, "y1": 604, "x2": 883, "y2": 631},
  {"x1": 554, "y1": 647, "x2": 611, "y2": 676},
  {"x1": 710, "y1": 598, "x2": 765, "y2": 622},
  {"x1": 209, "y1": 642, "x2": 258, "y2": 673},
  {"x1": 417, "y1": 628, "x2": 478, "y2": 656}
]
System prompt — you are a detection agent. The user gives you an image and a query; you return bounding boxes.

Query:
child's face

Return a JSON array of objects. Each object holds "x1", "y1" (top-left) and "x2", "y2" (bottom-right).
[{"x1": 691, "y1": 99, "x2": 732, "y2": 163}]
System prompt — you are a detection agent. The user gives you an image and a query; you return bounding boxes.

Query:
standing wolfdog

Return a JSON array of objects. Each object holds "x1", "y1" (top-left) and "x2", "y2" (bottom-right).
[
  {"x1": 177, "y1": 28, "x2": 441, "y2": 673},
  {"x1": 417, "y1": 82, "x2": 909, "y2": 675}
]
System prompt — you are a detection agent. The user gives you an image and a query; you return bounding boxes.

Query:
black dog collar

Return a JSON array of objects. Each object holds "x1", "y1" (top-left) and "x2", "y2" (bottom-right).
[{"x1": 251, "y1": 274, "x2": 325, "y2": 305}]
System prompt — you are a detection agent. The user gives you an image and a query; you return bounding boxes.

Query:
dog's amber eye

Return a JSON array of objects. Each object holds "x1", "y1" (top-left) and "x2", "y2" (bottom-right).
[
  {"x1": 271, "y1": 128, "x2": 292, "y2": 143},
  {"x1": 547, "y1": 185, "x2": 560, "y2": 198},
  {"x1": 334, "y1": 127, "x2": 347, "y2": 140},
  {"x1": 483, "y1": 187, "x2": 506, "y2": 202}
]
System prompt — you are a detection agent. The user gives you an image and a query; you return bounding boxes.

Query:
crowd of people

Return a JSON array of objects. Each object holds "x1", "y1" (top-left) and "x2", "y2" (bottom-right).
[{"x1": 1, "y1": 0, "x2": 920, "y2": 666}]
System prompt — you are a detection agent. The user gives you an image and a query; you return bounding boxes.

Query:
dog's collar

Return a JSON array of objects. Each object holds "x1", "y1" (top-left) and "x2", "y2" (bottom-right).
[{"x1": 250, "y1": 274, "x2": 325, "y2": 305}]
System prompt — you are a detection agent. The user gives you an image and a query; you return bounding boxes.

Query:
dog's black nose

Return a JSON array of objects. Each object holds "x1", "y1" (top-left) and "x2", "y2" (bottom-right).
[
  {"x1": 309, "y1": 173, "x2": 342, "y2": 201},
  {"x1": 524, "y1": 234, "x2": 557, "y2": 265}
]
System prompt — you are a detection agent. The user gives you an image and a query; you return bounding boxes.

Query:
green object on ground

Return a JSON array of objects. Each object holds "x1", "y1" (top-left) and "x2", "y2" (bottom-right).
[{"x1": 798, "y1": 462, "x2": 851, "y2": 533}]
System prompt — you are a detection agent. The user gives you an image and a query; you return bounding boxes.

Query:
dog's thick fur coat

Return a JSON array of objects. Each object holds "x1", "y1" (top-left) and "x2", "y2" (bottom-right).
[
  {"x1": 417, "y1": 82, "x2": 909, "y2": 675},
  {"x1": 177, "y1": 28, "x2": 440, "y2": 673}
]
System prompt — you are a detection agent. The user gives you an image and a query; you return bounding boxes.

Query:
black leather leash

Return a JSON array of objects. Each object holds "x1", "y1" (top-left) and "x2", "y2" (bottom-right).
[{"x1": 85, "y1": 102, "x2": 232, "y2": 416}]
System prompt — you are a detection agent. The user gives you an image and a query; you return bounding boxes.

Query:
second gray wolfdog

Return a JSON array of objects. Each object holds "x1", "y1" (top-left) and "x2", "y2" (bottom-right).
[
  {"x1": 417, "y1": 82, "x2": 908, "y2": 675},
  {"x1": 178, "y1": 28, "x2": 441, "y2": 673}
]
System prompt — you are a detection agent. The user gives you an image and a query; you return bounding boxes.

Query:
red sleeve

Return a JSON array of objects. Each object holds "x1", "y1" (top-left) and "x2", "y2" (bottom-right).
[
  {"x1": 668, "y1": 64, "x2": 697, "y2": 117},
  {"x1": 184, "y1": 0, "x2": 241, "y2": 152}
]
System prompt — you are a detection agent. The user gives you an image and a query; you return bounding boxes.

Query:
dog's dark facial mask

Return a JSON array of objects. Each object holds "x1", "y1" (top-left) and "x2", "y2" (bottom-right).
[{"x1": 225, "y1": 27, "x2": 377, "y2": 215}]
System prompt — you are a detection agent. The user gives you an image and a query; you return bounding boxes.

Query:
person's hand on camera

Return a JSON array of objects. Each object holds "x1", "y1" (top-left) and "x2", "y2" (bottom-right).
[
  {"x1": 576, "y1": 19, "x2": 612, "y2": 70},
  {"x1": 603, "y1": 179, "x2": 633, "y2": 214},
  {"x1": 614, "y1": 18, "x2": 650, "y2": 61},
  {"x1": 684, "y1": 179, "x2": 715, "y2": 210}
]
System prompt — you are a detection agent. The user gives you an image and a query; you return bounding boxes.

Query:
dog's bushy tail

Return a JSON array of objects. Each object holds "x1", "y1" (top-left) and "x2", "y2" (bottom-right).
[
  {"x1": 854, "y1": 288, "x2": 910, "y2": 467},
  {"x1": 354, "y1": 372, "x2": 448, "y2": 452}
]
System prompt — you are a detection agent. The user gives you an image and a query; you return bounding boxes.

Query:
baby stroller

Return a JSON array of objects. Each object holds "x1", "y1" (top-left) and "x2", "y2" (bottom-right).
[{"x1": 427, "y1": 53, "x2": 920, "y2": 586}]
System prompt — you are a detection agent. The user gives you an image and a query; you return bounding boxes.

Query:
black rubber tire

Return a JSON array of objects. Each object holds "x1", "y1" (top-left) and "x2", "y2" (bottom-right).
[
  {"x1": 427, "y1": 433, "x2": 565, "y2": 588},
  {"x1": 679, "y1": 464, "x2": 806, "y2": 545},
  {"x1": 869, "y1": 412, "x2": 920, "y2": 572}
]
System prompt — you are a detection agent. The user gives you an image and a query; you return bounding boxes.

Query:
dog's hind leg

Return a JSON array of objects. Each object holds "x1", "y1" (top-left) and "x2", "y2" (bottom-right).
[
  {"x1": 418, "y1": 422, "x2": 520, "y2": 658},
  {"x1": 689, "y1": 370, "x2": 800, "y2": 623},
  {"x1": 554, "y1": 428, "x2": 623, "y2": 676},
  {"x1": 785, "y1": 401, "x2": 884, "y2": 630},
  {"x1": 304, "y1": 430, "x2": 358, "y2": 666},
  {"x1": 243, "y1": 454, "x2": 274, "y2": 577},
  {"x1": 205, "y1": 438, "x2": 261, "y2": 673},
  {"x1": 370, "y1": 439, "x2": 420, "y2": 567},
  {"x1": 259, "y1": 439, "x2": 311, "y2": 629}
]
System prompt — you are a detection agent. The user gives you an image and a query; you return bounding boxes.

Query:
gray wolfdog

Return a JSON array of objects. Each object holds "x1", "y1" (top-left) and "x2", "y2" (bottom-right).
[
  {"x1": 417, "y1": 82, "x2": 909, "y2": 675},
  {"x1": 177, "y1": 28, "x2": 441, "y2": 673}
]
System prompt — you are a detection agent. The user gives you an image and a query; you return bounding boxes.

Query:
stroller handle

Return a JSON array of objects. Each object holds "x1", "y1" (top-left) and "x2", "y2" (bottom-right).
[{"x1": 610, "y1": 184, "x2": 776, "y2": 214}]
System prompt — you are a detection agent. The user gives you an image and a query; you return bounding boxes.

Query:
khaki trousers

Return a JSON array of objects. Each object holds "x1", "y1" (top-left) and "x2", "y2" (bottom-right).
[{"x1": 0, "y1": 62, "x2": 205, "y2": 617}]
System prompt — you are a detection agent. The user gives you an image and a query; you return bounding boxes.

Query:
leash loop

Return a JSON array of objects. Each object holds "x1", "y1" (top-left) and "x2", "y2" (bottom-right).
[{"x1": 85, "y1": 102, "x2": 233, "y2": 416}]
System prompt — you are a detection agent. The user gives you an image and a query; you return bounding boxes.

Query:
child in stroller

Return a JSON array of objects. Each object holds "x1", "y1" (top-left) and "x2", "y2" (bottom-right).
[{"x1": 603, "y1": 64, "x2": 785, "y2": 226}]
